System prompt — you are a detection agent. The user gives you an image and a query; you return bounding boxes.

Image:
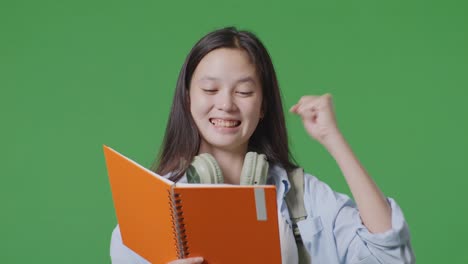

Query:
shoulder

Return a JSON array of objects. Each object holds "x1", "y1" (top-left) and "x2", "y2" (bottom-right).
[
  {"x1": 268, "y1": 164, "x2": 352, "y2": 209},
  {"x1": 304, "y1": 172, "x2": 345, "y2": 200},
  {"x1": 299, "y1": 169, "x2": 356, "y2": 218}
]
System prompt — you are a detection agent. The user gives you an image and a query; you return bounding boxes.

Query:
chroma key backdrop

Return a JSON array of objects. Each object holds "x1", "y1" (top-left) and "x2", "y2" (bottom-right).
[{"x1": 1, "y1": 0, "x2": 467, "y2": 263}]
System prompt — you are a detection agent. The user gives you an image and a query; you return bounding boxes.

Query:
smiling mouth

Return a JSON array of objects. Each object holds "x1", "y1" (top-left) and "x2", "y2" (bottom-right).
[{"x1": 209, "y1": 118, "x2": 241, "y2": 128}]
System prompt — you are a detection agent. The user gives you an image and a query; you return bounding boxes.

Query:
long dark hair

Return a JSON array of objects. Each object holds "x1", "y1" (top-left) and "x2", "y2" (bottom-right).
[{"x1": 151, "y1": 27, "x2": 297, "y2": 182}]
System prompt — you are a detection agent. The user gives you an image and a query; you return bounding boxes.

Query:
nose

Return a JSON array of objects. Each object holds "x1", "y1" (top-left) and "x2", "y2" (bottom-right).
[{"x1": 215, "y1": 92, "x2": 236, "y2": 112}]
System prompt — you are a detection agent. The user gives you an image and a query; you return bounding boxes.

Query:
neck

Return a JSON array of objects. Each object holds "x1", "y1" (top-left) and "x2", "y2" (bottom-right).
[{"x1": 198, "y1": 144, "x2": 247, "y2": 185}]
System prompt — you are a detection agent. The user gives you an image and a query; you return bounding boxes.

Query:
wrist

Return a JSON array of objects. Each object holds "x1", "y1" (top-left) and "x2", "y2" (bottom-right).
[{"x1": 320, "y1": 130, "x2": 347, "y2": 152}]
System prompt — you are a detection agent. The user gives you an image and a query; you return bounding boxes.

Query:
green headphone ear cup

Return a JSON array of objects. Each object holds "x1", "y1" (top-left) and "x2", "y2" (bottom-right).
[
  {"x1": 240, "y1": 152, "x2": 269, "y2": 185},
  {"x1": 187, "y1": 153, "x2": 224, "y2": 184}
]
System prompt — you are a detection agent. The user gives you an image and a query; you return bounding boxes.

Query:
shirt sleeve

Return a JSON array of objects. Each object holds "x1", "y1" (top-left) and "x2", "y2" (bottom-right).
[
  {"x1": 307, "y1": 175, "x2": 415, "y2": 264},
  {"x1": 334, "y1": 196, "x2": 415, "y2": 263},
  {"x1": 110, "y1": 225, "x2": 145, "y2": 264}
]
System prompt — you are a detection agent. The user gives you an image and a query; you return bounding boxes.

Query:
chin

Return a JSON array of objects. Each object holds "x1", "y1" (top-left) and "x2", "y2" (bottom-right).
[{"x1": 202, "y1": 140, "x2": 247, "y2": 152}]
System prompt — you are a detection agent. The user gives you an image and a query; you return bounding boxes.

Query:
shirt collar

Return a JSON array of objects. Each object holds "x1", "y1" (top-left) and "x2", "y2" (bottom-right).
[{"x1": 268, "y1": 165, "x2": 291, "y2": 198}]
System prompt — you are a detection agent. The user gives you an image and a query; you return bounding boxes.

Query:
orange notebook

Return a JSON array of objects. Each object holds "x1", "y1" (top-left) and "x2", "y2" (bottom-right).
[{"x1": 104, "y1": 146, "x2": 282, "y2": 264}]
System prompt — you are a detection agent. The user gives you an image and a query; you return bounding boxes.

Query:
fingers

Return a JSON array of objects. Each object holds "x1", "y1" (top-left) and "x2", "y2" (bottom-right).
[
  {"x1": 289, "y1": 103, "x2": 299, "y2": 113},
  {"x1": 299, "y1": 109, "x2": 318, "y2": 122},
  {"x1": 290, "y1": 93, "x2": 332, "y2": 115},
  {"x1": 167, "y1": 257, "x2": 204, "y2": 264}
]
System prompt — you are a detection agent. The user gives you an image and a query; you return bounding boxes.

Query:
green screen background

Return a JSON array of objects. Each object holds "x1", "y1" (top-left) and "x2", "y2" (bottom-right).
[{"x1": 2, "y1": 0, "x2": 467, "y2": 263}]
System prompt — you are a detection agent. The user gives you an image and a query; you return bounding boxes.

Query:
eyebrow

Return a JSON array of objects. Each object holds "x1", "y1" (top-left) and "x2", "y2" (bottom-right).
[{"x1": 198, "y1": 76, "x2": 257, "y2": 85}]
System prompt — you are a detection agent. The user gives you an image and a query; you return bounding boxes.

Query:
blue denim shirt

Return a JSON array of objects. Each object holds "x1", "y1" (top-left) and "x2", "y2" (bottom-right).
[{"x1": 110, "y1": 165, "x2": 415, "y2": 263}]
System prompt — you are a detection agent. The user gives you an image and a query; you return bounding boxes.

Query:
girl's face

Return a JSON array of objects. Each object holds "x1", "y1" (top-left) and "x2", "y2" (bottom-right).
[{"x1": 189, "y1": 48, "x2": 263, "y2": 153}]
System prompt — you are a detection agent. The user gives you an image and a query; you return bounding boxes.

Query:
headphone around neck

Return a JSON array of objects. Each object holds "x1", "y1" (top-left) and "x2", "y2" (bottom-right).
[{"x1": 186, "y1": 152, "x2": 269, "y2": 185}]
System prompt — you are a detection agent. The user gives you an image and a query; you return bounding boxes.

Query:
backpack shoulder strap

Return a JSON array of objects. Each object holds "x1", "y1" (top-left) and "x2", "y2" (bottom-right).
[
  {"x1": 285, "y1": 167, "x2": 307, "y2": 225},
  {"x1": 285, "y1": 167, "x2": 311, "y2": 264}
]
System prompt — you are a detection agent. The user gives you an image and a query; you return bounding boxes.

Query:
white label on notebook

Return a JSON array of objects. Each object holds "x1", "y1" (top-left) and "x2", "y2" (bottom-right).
[{"x1": 254, "y1": 188, "x2": 267, "y2": 221}]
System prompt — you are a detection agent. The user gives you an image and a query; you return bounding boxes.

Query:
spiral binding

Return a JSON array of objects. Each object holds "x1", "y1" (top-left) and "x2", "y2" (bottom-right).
[{"x1": 169, "y1": 185, "x2": 189, "y2": 258}]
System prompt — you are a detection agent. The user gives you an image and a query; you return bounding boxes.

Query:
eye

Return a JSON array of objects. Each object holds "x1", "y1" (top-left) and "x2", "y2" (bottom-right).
[
  {"x1": 202, "y1": 88, "x2": 217, "y2": 94},
  {"x1": 236, "y1": 91, "x2": 254, "y2": 97}
]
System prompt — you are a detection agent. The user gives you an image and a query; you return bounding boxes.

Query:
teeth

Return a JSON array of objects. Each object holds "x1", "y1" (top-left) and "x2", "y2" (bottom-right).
[{"x1": 210, "y1": 119, "x2": 240, "y2": 128}]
